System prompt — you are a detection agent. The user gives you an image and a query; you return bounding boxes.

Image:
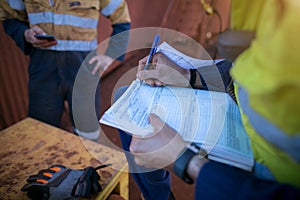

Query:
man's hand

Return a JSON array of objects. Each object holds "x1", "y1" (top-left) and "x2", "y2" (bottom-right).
[
  {"x1": 130, "y1": 113, "x2": 186, "y2": 169},
  {"x1": 130, "y1": 113, "x2": 209, "y2": 181},
  {"x1": 88, "y1": 54, "x2": 114, "y2": 76},
  {"x1": 137, "y1": 53, "x2": 191, "y2": 87},
  {"x1": 24, "y1": 26, "x2": 57, "y2": 48}
]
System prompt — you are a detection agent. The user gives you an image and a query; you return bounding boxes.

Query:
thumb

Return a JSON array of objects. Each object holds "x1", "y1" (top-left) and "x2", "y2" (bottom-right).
[
  {"x1": 31, "y1": 26, "x2": 45, "y2": 35},
  {"x1": 149, "y1": 113, "x2": 165, "y2": 134}
]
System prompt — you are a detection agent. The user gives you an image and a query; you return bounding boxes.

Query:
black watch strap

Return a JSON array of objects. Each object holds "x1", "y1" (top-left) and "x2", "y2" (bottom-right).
[
  {"x1": 173, "y1": 146, "x2": 197, "y2": 184},
  {"x1": 190, "y1": 69, "x2": 197, "y2": 88}
]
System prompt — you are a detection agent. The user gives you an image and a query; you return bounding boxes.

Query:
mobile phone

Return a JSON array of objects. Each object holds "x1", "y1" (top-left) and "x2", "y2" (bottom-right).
[{"x1": 34, "y1": 34, "x2": 56, "y2": 41}]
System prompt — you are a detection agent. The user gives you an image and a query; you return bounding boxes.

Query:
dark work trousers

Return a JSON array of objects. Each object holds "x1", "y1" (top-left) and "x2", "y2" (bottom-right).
[{"x1": 28, "y1": 49, "x2": 100, "y2": 131}]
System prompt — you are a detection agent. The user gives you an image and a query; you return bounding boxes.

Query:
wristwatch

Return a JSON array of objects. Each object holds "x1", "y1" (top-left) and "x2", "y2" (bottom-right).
[{"x1": 173, "y1": 143, "x2": 206, "y2": 184}]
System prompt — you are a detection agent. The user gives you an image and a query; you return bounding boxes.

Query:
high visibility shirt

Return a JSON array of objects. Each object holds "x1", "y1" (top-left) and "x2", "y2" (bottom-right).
[
  {"x1": 231, "y1": 0, "x2": 300, "y2": 187},
  {"x1": 0, "y1": 0, "x2": 131, "y2": 51}
]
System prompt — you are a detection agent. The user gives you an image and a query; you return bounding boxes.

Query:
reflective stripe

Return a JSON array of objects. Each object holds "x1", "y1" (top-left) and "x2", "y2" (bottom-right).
[
  {"x1": 44, "y1": 39, "x2": 97, "y2": 51},
  {"x1": 238, "y1": 86, "x2": 300, "y2": 162},
  {"x1": 28, "y1": 12, "x2": 98, "y2": 28},
  {"x1": 101, "y1": 0, "x2": 122, "y2": 16},
  {"x1": 6, "y1": 0, "x2": 25, "y2": 10}
]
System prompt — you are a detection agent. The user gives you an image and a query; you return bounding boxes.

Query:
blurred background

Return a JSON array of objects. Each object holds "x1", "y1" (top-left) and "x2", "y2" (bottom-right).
[{"x1": 0, "y1": 0, "x2": 230, "y2": 199}]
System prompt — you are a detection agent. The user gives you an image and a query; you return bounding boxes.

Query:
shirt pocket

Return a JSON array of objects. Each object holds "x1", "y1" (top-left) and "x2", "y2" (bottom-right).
[
  {"x1": 64, "y1": 0, "x2": 99, "y2": 18},
  {"x1": 65, "y1": 0, "x2": 99, "y2": 10}
]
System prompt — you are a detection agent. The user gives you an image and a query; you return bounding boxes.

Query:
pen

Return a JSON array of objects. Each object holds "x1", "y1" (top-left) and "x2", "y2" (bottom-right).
[{"x1": 144, "y1": 34, "x2": 160, "y2": 70}]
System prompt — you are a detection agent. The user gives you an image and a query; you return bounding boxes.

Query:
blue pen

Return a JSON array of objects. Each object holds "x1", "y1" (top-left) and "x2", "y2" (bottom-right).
[{"x1": 144, "y1": 34, "x2": 160, "y2": 70}]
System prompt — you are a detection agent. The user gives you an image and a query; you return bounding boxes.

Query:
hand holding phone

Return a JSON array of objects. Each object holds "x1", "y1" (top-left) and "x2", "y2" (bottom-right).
[
  {"x1": 24, "y1": 26, "x2": 57, "y2": 48},
  {"x1": 34, "y1": 34, "x2": 56, "y2": 41}
]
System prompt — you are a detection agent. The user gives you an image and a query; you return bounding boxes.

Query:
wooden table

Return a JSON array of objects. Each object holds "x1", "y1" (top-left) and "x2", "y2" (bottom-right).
[{"x1": 0, "y1": 118, "x2": 129, "y2": 200}]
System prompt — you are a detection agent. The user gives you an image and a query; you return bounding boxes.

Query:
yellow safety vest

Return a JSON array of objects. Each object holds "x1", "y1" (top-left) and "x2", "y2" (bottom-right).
[
  {"x1": 0, "y1": 0, "x2": 130, "y2": 51},
  {"x1": 231, "y1": 0, "x2": 300, "y2": 187}
]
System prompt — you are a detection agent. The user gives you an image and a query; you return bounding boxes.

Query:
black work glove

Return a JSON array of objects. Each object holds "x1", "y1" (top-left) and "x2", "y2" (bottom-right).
[{"x1": 21, "y1": 164, "x2": 104, "y2": 200}]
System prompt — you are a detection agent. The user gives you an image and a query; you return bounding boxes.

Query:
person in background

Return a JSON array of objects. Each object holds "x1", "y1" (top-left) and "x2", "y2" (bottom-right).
[
  {"x1": 0, "y1": 0, "x2": 131, "y2": 140},
  {"x1": 118, "y1": 0, "x2": 300, "y2": 199}
]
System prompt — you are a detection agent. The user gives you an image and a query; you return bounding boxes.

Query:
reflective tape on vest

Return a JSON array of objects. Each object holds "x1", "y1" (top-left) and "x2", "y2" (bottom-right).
[
  {"x1": 100, "y1": 0, "x2": 122, "y2": 16},
  {"x1": 6, "y1": 0, "x2": 25, "y2": 10},
  {"x1": 28, "y1": 12, "x2": 98, "y2": 28},
  {"x1": 45, "y1": 39, "x2": 97, "y2": 51},
  {"x1": 238, "y1": 86, "x2": 300, "y2": 162}
]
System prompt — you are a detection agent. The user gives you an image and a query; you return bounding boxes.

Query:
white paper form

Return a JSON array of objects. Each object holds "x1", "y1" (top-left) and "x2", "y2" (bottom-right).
[
  {"x1": 100, "y1": 80, "x2": 254, "y2": 170},
  {"x1": 101, "y1": 80, "x2": 251, "y2": 154},
  {"x1": 156, "y1": 42, "x2": 224, "y2": 69}
]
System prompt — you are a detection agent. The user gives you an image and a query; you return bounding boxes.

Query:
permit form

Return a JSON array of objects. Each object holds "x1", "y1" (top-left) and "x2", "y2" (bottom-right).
[{"x1": 100, "y1": 80, "x2": 254, "y2": 171}]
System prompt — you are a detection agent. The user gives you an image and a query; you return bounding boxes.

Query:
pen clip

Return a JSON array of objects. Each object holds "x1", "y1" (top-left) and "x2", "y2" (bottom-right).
[{"x1": 144, "y1": 34, "x2": 160, "y2": 70}]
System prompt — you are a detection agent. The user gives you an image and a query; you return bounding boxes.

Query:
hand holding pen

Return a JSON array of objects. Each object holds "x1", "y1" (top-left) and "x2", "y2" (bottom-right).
[{"x1": 137, "y1": 34, "x2": 191, "y2": 87}]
